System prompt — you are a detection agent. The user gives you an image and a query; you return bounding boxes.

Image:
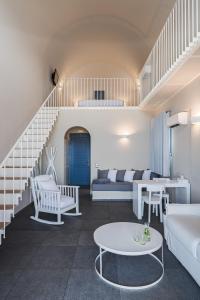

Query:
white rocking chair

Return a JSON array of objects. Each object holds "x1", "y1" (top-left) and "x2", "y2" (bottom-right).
[{"x1": 30, "y1": 175, "x2": 82, "y2": 225}]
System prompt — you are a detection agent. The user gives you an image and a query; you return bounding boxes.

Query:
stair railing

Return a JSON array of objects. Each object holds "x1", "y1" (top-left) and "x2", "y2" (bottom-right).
[{"x1": 0, "y1": 84, "x2": 63, "y2": 237}]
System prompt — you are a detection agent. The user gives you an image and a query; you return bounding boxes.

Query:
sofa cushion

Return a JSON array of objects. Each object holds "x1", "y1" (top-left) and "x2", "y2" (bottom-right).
[
  {"x1": 92, "y1": 181, "x2": 132, "y2": 191},
  {"x1": 166, "y1": 215, "x2": 200, "y2": 259},
  {"x1": 116, "y1": 170, "x2": 126, "y2": 182},
  {"x1": 93, "y1": 178, "x2": 111, "y2": 184},
  {"x1": 97, "y1": 169, "x2": 109, "y2": 179}
]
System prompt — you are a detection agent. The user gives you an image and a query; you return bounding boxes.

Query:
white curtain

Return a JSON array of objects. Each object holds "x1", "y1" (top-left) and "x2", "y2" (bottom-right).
[{"x1": 150, "y1": 112, "x2": 171, "y2": 177}]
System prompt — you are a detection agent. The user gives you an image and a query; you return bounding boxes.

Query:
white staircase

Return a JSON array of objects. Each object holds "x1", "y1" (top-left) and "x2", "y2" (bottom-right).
[{"x1": 0, "y1": 87, "x2": 61, "y2": 245}]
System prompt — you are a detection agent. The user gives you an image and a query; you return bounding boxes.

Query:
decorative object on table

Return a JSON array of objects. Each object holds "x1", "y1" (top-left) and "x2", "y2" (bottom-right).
[
  {"x1": 45, "y1": 146, "x2": 57, "y2": 183},
  {"x1": 144, "y1": 223, "x2": 151, "y2": 242},
  {"x1": 177, "y1": 175, "x2": 188, "y2": 182},
  {"x1": 134, "y1": 233, "x2": 146, "y2": 245},
  {"x1": 134, "y1": 223, "x2": 151, "y2": 245}
]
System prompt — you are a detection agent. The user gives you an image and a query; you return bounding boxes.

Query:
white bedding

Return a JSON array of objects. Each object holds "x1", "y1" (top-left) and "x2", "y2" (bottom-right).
[{"x1": 78, "y1": 99, "x2": 124, "y2": 107}]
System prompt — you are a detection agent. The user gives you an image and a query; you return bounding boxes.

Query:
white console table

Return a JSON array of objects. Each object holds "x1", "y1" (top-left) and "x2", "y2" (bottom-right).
[{"x1": 133, "y1": 179, "x2": 190, "y2": 220}]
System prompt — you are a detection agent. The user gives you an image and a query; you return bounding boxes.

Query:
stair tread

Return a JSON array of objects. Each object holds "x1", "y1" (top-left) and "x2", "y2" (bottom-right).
[
  {"x1": 0, "y1": 190, "x2": 22, "y2": 194},
  {"x1": 9, "y1": 157, "x2": 38, "y2": 158},
  {"x1": 3, "y1": 166, "x2": 33, "y2": 168},
  {"x1": 0, "y1": 177, "x2": 27, "y2": 180},
  {"x1": 0, "y1": 204, "x2": 15, "y2": 210},
  {"x1": 15, "y1": 147, "x2": 41, "y2": 149},
  {"x1": 0, "y1": 222, "x2": 9, "y2": 230}
]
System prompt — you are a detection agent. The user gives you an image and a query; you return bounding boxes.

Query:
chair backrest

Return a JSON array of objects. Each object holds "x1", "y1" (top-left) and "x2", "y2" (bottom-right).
[
  {"x1": 147, "y1": 185, "x2": 165, "y2": 193},
  {"x1": 34, "y1": 175, "x2": 60, "y2": 192},
  {"x1": 34, "y1": 175, "x2": 53, "y2": 188},
  {"x1": 147, "y1": 185, "x2": 165, "y2": 202},
  {"x1": 153, "y1": 177, "x2": 170, "y2": 183},
  {"x1": 31, "y1": 175, "x2": 61, "y2": 211}
]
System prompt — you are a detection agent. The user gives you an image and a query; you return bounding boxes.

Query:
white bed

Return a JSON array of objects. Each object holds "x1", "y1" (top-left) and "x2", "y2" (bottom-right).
[{"x1": 78, "y1": 99, "x2": 124, "y2": 107}]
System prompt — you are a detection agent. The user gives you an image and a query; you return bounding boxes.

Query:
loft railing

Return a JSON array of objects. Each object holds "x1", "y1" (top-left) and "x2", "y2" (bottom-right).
[
  {"x1": 60, "y1": 77, "x2": 138, "y2": 107},
  {"x1": 138, "y1": 0, "x2": 200, "y2": 104}
]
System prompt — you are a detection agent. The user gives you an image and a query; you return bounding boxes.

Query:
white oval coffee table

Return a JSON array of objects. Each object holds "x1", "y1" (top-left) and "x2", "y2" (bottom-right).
[{"x1": 94, "y1": 222, "x2": 164, "y2": 290}]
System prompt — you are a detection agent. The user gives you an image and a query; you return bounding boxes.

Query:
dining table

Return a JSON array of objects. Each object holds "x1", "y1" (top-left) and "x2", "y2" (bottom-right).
[{"x1": 132, "y1": 179, "x2": 190, "y2": 219}]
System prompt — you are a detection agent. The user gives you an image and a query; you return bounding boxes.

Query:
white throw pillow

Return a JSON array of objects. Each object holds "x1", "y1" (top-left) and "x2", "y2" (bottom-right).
[
  {"x1": 124, "y1": 170, "x2": 135, "y2": 182},
  {"x1": 107, "y1": 169, "x2": 117, "y2": 182},
  {"x1": 36, "y1": 175, "x2": 52, "y2": 182},
  {"x1": 38, "y1": 179, "x2": 59, "y2": 192},
  {"x1": 142, "y1": 170, "x2": 151, "y2": 180}
]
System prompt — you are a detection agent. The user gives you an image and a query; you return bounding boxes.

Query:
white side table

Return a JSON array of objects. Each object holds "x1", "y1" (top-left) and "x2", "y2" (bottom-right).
[{"x1": 94, "y1": 222, "x2": 164, "y2": 290}]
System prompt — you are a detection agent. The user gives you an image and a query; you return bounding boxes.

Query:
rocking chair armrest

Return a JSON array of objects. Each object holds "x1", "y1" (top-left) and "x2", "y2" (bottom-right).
[
  {"x1": 35, "y1": 188, "x2": 61, "y2": 194},
  {"x1": 34, "y1": 189, "x2": 62, "y2": 209},
  {"x1": 57, "y1": 185, "x2": 80, "y2": 202},
  {"x1": 35, "y1": 189, "x2": 61, "y2": 199},
  {"x1": 58, "y1": 185, "x2": 80, "y2": 189}
]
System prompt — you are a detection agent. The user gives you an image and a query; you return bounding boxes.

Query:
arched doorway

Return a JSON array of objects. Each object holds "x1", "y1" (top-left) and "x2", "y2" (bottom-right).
[{"x1": 65, "y1": 127, "x2": 91, "y2": 187}]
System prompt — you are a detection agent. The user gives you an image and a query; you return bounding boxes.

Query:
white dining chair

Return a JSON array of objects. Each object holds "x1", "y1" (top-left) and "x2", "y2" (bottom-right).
[
  {"x1": 142, "y1": 185, "x2": 165, "y2": 223},
  {"x1": 153, "y1": 178, "x2": 170, "y2": 209}
]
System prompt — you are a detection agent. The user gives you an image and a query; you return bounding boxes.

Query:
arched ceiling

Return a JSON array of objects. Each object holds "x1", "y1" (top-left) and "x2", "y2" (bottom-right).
[{"x1": 1, "y1": 0, "x2": 176, "y2": 77}]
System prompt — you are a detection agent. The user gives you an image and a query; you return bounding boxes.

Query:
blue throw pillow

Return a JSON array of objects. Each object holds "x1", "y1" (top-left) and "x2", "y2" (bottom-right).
[
  {"x1": 133, "y1": 170, "x2": 144, "y2": 180},
  {"x1": 97, "y1": 169, "x2": 109, "y2": 179},
  {"x1": 116, "y1": 170, "x2": 126, "y2": 182},
  {"x1": 150, "y1": 172, "x2": 161, "y2": 180}
]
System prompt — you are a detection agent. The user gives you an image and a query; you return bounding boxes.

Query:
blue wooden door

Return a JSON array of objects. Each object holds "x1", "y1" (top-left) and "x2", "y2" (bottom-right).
[{"x1": 68, "y1": 133, "x2": 90, "y2": 186}]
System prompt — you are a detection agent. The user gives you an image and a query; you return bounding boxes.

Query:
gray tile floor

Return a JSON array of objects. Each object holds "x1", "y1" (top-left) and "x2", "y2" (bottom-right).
[{"x1": 0, "y1": 189, "x2": 199, "y2": 300}]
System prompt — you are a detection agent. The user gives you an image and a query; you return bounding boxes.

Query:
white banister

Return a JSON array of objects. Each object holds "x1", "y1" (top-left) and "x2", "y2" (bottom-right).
[
  {"x1": 0, "y1": 85, "x2": 61, "y2": 240},
  {"x1": 0, "y1": 86, "x2": 57, "y2": 170},
  {"x1": 138, "y1": 0, "x2": 200, "y2": 104},
  {"x1": 62, "y1": 77, "x2": 136, "y2": 107}
]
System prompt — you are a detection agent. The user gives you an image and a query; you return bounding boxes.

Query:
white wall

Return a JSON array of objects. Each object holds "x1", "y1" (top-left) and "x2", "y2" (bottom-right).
[
  {"x1": 159, "y1": 75, "x2": 200, "y2": 203},
  {"x1": 0, "y1": 5, "x2": 52, "y2": 162},
  {"x1": 44, "y1": 109, "x2": 151, "y2": 184}
]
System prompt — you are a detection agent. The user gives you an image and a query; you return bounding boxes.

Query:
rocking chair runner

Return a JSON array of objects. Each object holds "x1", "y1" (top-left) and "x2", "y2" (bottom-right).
[{"x1": 30, "y1": 175, "x2": 82, "y2": 225}]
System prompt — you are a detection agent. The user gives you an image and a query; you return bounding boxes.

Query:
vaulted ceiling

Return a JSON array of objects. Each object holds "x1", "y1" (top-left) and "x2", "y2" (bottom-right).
[{"x1": 1, "y1": 0, "x2": 175, "y2": 77}]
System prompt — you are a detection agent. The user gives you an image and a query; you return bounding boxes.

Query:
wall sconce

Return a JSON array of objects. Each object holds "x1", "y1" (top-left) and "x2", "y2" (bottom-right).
[
  {"x1": 191, "y1": 115, "x2": 200, "y2": 125},
  {"x1": 120, "y1": 134, "x2": 129, "y2": 139},
  {"x1": 136, "y1": 79, "x2": 141, "y2": 89},
  {"x1": 118, "y1": 133, "x2": 131, "y2": 146},
  {"x1": 58, "y1": 81, "x2": 63, "y2": 90}
]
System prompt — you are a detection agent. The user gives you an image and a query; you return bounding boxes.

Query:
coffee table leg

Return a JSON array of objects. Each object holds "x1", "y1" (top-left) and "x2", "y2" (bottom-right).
[
  {"x1": 99, "y1": 247, "x2": 103, "y2": 276},
  {"x1": 161, "y1": 243, "x2": 164, "y2": 267}
]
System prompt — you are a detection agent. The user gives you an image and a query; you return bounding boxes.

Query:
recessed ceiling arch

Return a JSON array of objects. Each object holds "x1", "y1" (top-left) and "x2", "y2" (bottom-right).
[{"x1": 46, "y1": 15, "x2": 152, "y2": 78}]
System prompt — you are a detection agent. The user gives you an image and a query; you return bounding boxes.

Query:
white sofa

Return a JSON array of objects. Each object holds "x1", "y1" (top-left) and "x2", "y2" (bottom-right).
[{"x1": 164, "y1": 204, "x2": 200, "y2": 286}]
